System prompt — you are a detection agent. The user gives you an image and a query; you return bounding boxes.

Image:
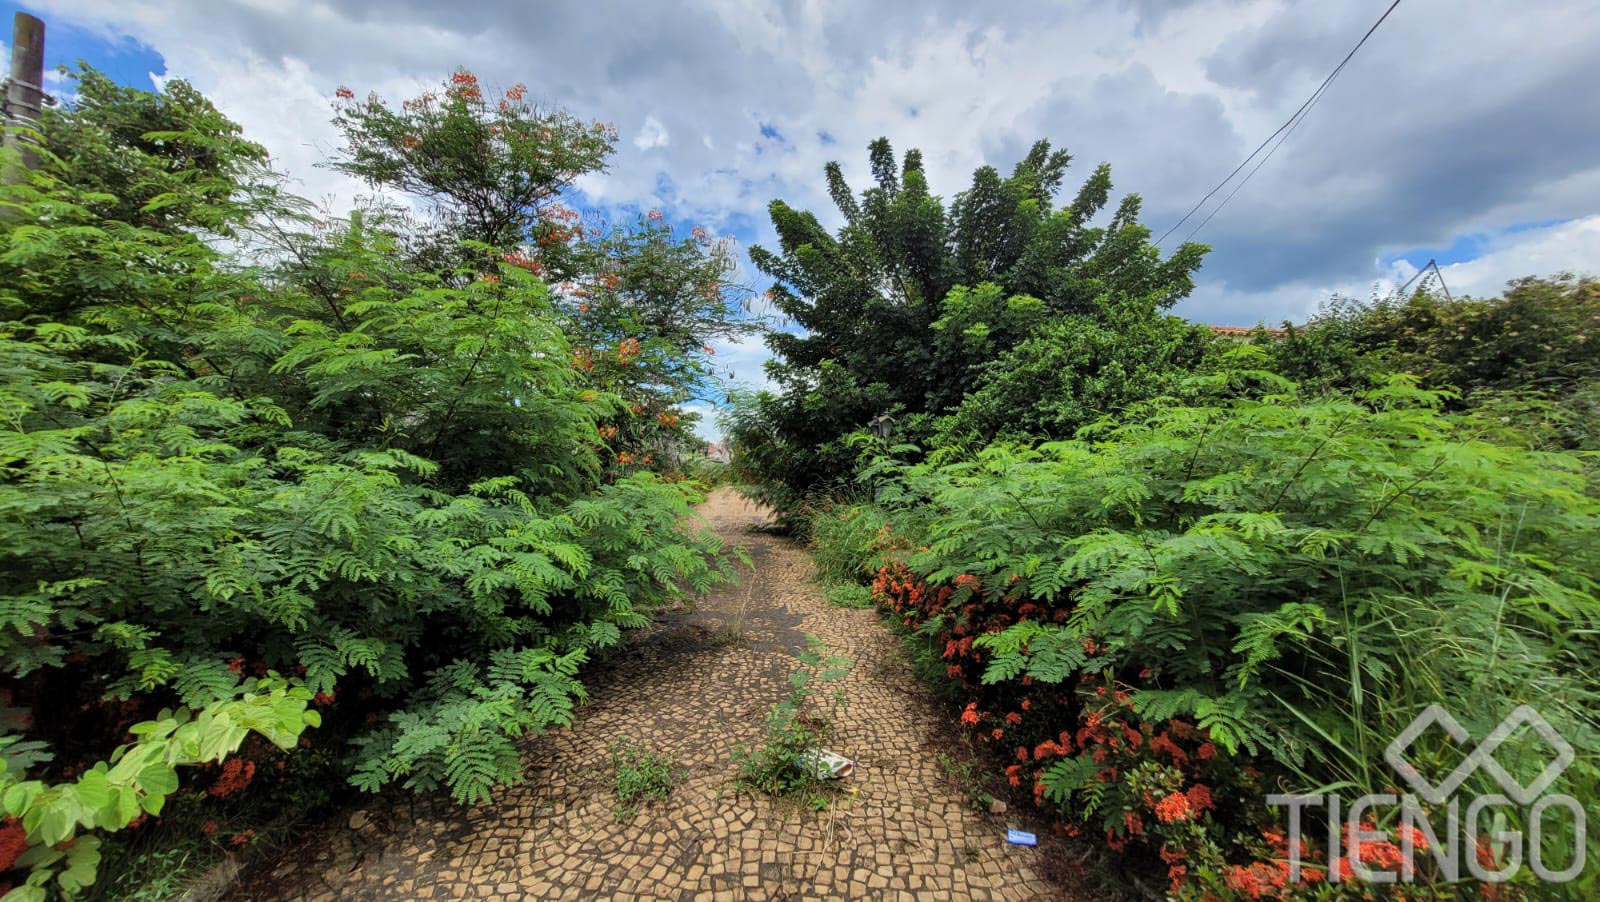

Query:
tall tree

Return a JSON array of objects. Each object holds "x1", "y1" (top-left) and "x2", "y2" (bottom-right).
[{"x1": 734, "y1": 138, "x2": 1207, "y2": 510}]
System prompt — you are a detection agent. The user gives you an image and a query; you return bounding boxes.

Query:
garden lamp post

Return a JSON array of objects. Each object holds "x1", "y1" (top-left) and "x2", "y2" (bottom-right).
[{"x1": 868, "y1": 414, "x2": 895, "y2": 443}]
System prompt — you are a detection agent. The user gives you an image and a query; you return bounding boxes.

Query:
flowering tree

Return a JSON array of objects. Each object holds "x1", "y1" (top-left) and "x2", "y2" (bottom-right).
[
  {"x1": 331, "y1": 72, "x2": 612, "y2": 260},
  {"x1": 330, "y1": 71, "x2": 760, "y2": 472},
  {"x1": 0, "y1": 67, "x2": 744, "y2": 896}
]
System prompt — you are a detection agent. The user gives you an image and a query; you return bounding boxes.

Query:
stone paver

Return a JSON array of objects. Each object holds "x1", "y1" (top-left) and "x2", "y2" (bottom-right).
[{"x1": 237, "y1": 489, "x2": 1076, "y2": 900}]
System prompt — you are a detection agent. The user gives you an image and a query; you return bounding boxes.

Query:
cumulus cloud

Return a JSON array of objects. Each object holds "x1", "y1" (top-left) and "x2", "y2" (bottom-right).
[
  {"x1": 1435, "y1": 215, "x2": 1600, "y2": 296},
  {"x1": 634, "y1": 114, "x2": 670, "y2": 150},
  {"x1": 24, "y1": 0, "x2": 1600, "y2": 336},
  {"x1": 1172, "y1": 215, "x2": 1600, "y2": 330}
]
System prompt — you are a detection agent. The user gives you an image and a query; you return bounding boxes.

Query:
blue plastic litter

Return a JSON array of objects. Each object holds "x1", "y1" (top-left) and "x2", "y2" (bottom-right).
[{"x1": 1006, "y1": 828, "x2": 1037, "y2": 846}]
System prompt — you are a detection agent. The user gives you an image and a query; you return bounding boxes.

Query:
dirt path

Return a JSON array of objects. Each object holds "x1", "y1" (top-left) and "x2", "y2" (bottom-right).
[{"x1": 239, "y1": 489, "x2": 1077, "y2": 900}]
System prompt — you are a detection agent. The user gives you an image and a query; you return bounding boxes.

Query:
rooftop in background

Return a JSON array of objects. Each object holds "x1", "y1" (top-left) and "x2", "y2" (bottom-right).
[{"x1": 1209, "y1": 324, "x2": 1288, "y2": 339}]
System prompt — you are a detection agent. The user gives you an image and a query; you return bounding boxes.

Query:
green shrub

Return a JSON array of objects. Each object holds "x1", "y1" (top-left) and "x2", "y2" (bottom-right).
[
  {"x1": 733, "y1": 638, "x2": 851, "y2": 811},
  {"x1": 0, "y1": 66, "x2": 746, "y2": 895},
  {"x1": 608, "y1": 738, "x2": 680, "y2": 821},
  {"x1": 823, "y1": 584, "x2": 873, "y2": 609},
  {"x1": 1269, "y1": 275, "x2": 1600, "y2": 404},
  {"x1": 870, "y1": 356, "x2": 1600, "y2": 896},
  {"x1": 0, "y1": 678, "x2": 317, "y2": 899},
  {"x1": 806, "y1": 501, "x2": 895, "y2": 584}
]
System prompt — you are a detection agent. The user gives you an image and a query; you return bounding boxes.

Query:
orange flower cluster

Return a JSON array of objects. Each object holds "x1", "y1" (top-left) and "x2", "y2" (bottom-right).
[
  {"x1": 450, "y1": 70, "x2": 482, "y2": 102},
  {"x1": 1153, "y1": 791, "x2": 1191, "y2": 823},
  {"x1": 1333, "y1": 820, "x2": 1407, "y2": 881},
  {"x1": 335, "y1": 86, "x2": 355, "y2": 100},
  {"x1": 656, "y1": 412, "x2": 679, "y2": 428},
  {"x1": 209, "y1": 758, "x2": 256, "y2": 799},
  {"x1": 1033, "y1": 737, "x2": 1070, "y2": 759},
  {"x1": 1225, "y1": 861, "x2": 1314, "y2": 899},
  {"x1": 618, "y1": 337, "x2": 642, "y2": 365},
  {"x1": 571, "y1": 348, "x2": 594, "y2": 372},
  {"x1": 597, "y1": 425, "x2": 618, "y2": 440},
  {"x1": 0, "y1": 817, "x2": 26, "y2": 873},
  {"x1": 537, "y1": 226, "x2": 574, "y2": 247},
  {"x1": 501, "y1": 251, "x2": 542, "y2": 274}
]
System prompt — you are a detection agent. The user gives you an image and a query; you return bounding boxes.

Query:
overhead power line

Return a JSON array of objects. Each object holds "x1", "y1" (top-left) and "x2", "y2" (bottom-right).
[{"x1": 1156, "y1": 0, "x2": 1404, "y2": 246}]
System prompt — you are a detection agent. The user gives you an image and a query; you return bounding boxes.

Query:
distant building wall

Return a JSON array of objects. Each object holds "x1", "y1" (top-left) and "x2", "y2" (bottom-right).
[{"x1": 1208, "y1": 324, "x2": 1287, "y2": 340}]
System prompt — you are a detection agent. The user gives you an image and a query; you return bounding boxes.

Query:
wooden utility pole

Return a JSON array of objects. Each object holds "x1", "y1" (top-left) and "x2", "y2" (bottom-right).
[{"x1": 2, "y1": 12, "x2": 46, "y2": 185}]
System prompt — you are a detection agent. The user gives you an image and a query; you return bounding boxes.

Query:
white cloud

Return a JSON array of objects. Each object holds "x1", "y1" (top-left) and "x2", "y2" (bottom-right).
[
  {"x1": 1436, "y1": 215, "x2": 1600, "y2": 296},
  {"x1": 634, "y1": 115, "x2": 669, "y2": 150},
  {"x1": 27, "y1": 0, "x2": 1600, "y2": 371},
  {"x1": 1172, "y1": 215, "x2": 1600, "y2": 327},
  {"x1": 682, "y1": 402, "x2": 718, "y2": 442},
  {"x1": 707, "y1": 333, "x2": 778, "y2": 393}
]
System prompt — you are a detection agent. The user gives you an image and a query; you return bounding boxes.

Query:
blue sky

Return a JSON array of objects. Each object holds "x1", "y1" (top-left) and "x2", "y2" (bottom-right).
[
  {"x1": 8, "y1": 0, "x2": 1600, "y2": 441},
  {"x1": 2, "y1": 3, "x2": 163, "y2": 90}
]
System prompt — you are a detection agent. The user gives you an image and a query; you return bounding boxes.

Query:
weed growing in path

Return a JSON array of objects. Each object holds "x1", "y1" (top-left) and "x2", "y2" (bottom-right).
[
  {"x1": 713, "y1": 577, "x2": 757, "y2": 646},
  {"x1": 823, "y1": 583, "x2": 873, "y2": 609},
  {"x1": 936, "y1": 752, "x2": 996, "y2": 813},
  {"x1": 609, "y1": 738, "x2": 680, "y2": 821},
  {"x1": 733, "y1": 637, "x2": 851, "y2": 811}
]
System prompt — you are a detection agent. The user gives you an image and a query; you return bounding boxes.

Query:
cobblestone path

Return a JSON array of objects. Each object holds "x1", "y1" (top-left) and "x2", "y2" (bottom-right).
[{"x1": 240, "y1": 489, "x2": 1079, "y2": 900}]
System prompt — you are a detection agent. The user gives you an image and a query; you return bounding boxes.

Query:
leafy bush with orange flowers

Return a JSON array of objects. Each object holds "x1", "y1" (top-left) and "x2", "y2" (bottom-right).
[
  {"x1": 1, "y1": 66, "x2": 749, "y2": 897},
  {"x1": 819, "y1": 357, "x2": 1600, "y2": 899}
]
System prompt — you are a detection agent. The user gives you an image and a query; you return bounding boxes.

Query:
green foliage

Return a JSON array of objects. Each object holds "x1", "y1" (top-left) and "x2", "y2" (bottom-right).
[
  {"x1": 879, "y1": 368, "x2": 1600, "y2": 887},
  {"x1": 0, "y1": 677, "x2": 317, "y2": 899},
  {"x1": 1268, "y1": 275, "x2": 1600, "y2": 411},
  {"x1": 608, "y1": 737, "x2": 679, "y2": 822},
  {"x1": 22, "y1": 64, "x2": 270, "y2": 244},
  {"x1": 919, "y1": 376, "x2": 1596, "y2": 730},
  {"x1": 0, "y1": 64, "x2": 746, "y2": 895},
  {"x1": 823, "y1": 584, "x2": 873, "y2": 609},
  {"x1": 733, "y1": 638, "x2": 851, "y2": 811},
  {"x1": 730, "y1": 137, "x2": 1207, "y2": 515},
  {"x1": 932, "y1": 310, "x2": 1219, "y2": 449},
  {"x1": 349, "y1": 646, "x2": 588, "y2": 806},
  {"x1": 805, "y1": 500, "x2": 895, "y2": 584}
]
